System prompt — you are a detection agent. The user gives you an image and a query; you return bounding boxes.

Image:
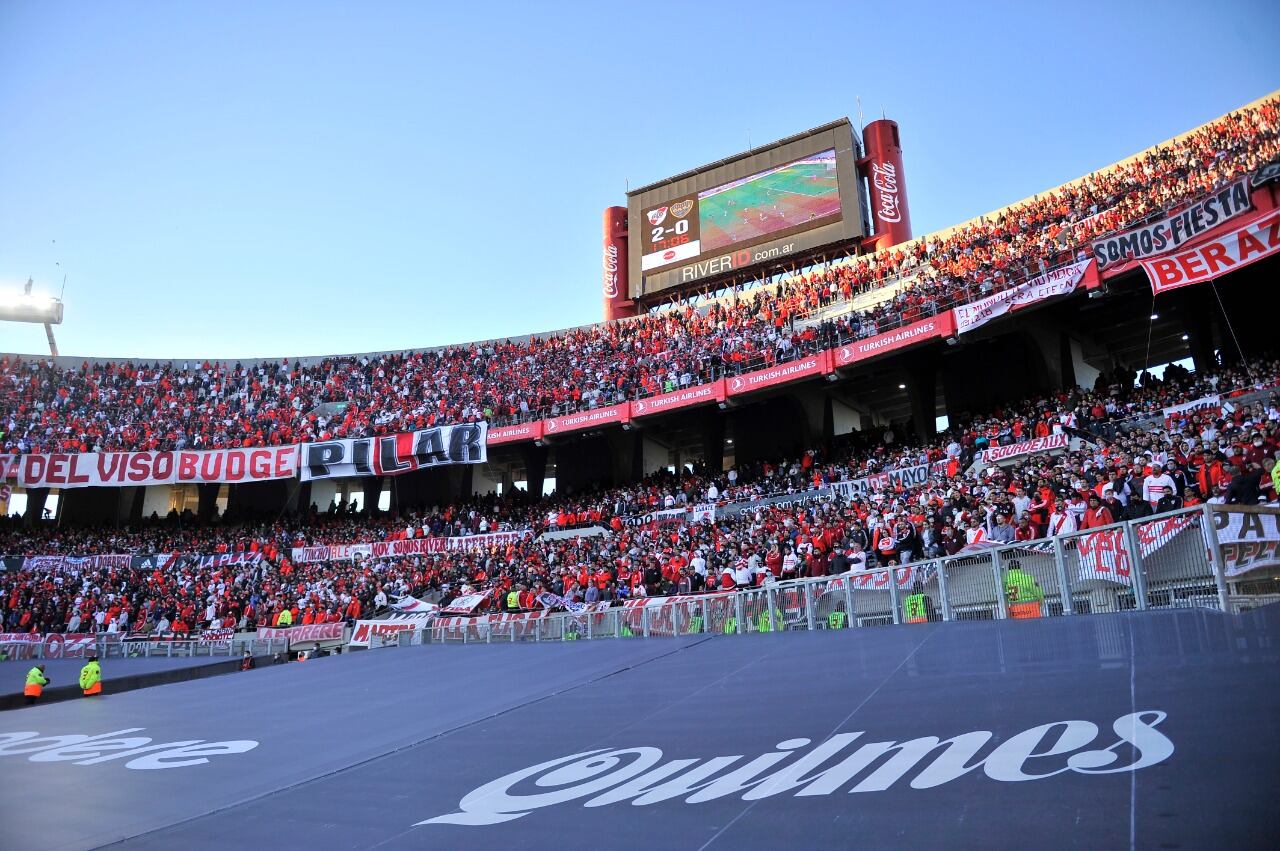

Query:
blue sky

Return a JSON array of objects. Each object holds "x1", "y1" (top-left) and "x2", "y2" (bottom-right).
[{"x1": 1, "y1": 0, "x2": 1276, "y2": 360}]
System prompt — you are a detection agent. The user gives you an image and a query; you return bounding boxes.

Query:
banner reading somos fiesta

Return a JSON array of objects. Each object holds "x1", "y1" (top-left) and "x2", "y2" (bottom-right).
[{"x1": 0, "y1": 446, "x2": 298, "y2": 489}]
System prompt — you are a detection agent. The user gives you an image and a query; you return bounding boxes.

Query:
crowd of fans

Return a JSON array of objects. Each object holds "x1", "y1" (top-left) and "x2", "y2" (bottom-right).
[
  {"x1": 3, "y1": 354, "x2": 1277, "y2": 636},
  {"x1": 2, "y1": 99, "x2": 1276, "y2": 456}
]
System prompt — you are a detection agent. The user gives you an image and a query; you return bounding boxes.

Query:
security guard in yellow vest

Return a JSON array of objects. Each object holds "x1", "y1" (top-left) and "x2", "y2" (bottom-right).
[
  {"x1": 79, "y1": 654, "x2": 102, "y2": 697},
  {"x1": 506, "y1": 586, "x2": 522, "y2": 612},
  {"x1": 24, "y1": 664, "x2": 49, "y2": 705}
]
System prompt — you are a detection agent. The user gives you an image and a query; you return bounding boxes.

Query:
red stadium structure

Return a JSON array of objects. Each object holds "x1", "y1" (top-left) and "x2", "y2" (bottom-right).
[{"x1": 858, "y1": 118, "x2": 913, "y2": 252}]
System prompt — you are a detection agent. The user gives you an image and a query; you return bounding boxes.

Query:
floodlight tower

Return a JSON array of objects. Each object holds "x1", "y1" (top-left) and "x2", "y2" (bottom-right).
[{"x1": 1, "y1": 278, "x2": 65, "y2": 356}]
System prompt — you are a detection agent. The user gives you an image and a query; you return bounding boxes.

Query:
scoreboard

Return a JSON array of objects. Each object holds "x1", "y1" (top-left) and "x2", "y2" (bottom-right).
[
  {"x1": 642, "y1": 196, "x2": 700, "y2": 270},
  {"x1": 627, "y1": 121, "x2": 864, "y2": 298}
]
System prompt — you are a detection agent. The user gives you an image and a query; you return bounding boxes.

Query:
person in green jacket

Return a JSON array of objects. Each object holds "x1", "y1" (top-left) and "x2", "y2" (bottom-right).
[
  {"x1": 1004, "y1": 561, "x2": 1045, "y2": 618},
  {"x1": 79, "y1": 654, "x2": 103, "y2": 697},
  {"x1": 24, "y1": 664, "x2": 49, "y2": 705}
]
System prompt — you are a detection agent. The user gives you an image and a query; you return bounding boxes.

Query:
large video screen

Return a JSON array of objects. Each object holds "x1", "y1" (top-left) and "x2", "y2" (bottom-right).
[{"x1": 640, "y1": 149, "x2": 841, "y2": 272}]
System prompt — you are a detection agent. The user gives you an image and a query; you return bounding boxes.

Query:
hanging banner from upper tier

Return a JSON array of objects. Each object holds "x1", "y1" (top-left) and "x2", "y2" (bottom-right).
[
  {"x1": 299, "y1": 423, "x2": 487, "y2": 481},
  {"x1": 0, "y1": 446, "x2": 298, "y2": 489},
  {"x1": 1092, "y1": 178, "x2": 1252, "y2": 271},
  {"x1": 1140, "y1": 208, "x2": 1280, "y2": 294},
  {"x1": 953, "y1": 259, "x2": 1097, "y2": 335}
]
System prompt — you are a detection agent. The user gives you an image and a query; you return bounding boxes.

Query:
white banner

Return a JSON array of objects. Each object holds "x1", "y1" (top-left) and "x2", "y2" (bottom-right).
[
  {"x1": 348, "y1": 613, "x2": 436, "y2": 648},
  {"x1": 0, "y1": 446, "x2": 298, "y2": 489},
  {"x1": 389, "y1": 596, "x2": 440, "y2": 613},
  {"x1": 983, "y1": 433, "x2": 1070, "y2": 464},
  {"x1": 290, "y1": 530, "x2": 531, "y2": 563},
  {"x1": 441, "y1": 590, "x2": 492, "y2": 614},
  {"x1": 1094, "y1": 177, "x2": 1252, "y2": 270},
  {"x1": 1212, "y1": 508, "x2": 1280, "y2": 578},
  {"x1": 954, "y1": 259, "x2": 1095, "y2": 335},
  {"x1": 831, "y1": 460, "x2": 949, "y2": 500},
  {"x1": 1162, "y1": 394, "x2": 1222, "y2": 423},
  {"x1": 299, "y1": 423, "x2": 487, "y2": 481}
]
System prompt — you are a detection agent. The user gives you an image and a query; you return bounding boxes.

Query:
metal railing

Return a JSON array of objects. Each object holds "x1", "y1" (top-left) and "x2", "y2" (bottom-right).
[
  {"x1": 0, "y1": 635, "x2": 289, "y2": 661},
  {"x1": 418, "y1": 505, "x2": 1279, "y2": 646}
]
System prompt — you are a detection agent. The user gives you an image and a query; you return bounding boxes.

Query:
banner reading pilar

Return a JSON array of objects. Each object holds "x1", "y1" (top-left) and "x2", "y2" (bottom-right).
[{"x1": 300, "y1": 422, "x2": 487, "y2": 481}]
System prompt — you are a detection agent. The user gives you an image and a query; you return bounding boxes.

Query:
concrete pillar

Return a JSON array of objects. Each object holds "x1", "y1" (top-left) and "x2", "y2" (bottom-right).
[
  {"x1": 521, "y1": 443, "x2": 548, "y2": 499},
  {"x1": 903, "y1": 349, "x2": 940, "y2": 442},
  {"x1": 121, "y1": 487, "x2": 144, "y2": 525},
  {"x1": 23, "y1": 488, "x2": 50, "y2": 525},
  {"x1": 360, "y1": 477, "x2": 383, "y2": 514},
  {"x1": 196, "y1": 483, "x2": 220, "y2": 521},
  {"x1": 701, "y1": 409, "x2": 725, "y2": 474}
]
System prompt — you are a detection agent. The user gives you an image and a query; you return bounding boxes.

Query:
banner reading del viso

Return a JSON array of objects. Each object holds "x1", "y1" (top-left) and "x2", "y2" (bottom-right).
[{"x1": 299, "y1": 423, "x2": 487, "y2": 481}]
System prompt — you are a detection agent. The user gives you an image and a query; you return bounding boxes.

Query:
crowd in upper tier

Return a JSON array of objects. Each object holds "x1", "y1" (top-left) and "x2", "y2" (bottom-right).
[
  {"x1": 2, "y1": 99, "x2": 1277, "y2": 456},
  {"x1": 3, "y1": 353, "x2": 1278, "y2": 636}
]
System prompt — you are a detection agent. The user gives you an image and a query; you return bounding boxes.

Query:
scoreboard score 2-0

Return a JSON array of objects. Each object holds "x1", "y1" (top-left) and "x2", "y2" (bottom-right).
[{"x1": 641, "y1": 196, "x2": 700, "y2": 271}]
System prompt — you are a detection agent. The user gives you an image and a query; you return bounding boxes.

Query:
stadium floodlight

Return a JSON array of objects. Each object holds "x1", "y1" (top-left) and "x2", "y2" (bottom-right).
[
  {"x1": 0, "y1": 291, "x2": 63, "y2": 324},
  {"x1": 1, "y1": 280, "x2": 65, "y2": 356}
]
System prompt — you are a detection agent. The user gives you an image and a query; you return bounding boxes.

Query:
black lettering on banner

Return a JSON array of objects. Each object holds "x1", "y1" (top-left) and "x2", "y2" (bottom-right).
[
  {"x1": 450, "y1": 424, "x2": 483, "y2": 463},
  {"x1": 351, "y1": 440, "x2": 374, "y2": 476},
  {"x1": 304, "y1": 442, "x2": 345, "y2": 479},
  {"x1": 413, "y1": 428, "x2": 448, "y2": 466},
  {"x1": 378, "y1": 436, "x2": 412, "y2": 474}
]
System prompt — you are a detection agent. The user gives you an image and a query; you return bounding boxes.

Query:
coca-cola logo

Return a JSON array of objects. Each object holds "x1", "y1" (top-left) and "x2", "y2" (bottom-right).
[
  {"x1": 602, "y1": 244, "x2": 619, "y2": 298},
  {"x1": 871, "y1": 161, "x2": 901, "y2": 224},
  {"x1": 416, "y1": 711, "x2": 1173, "y2": 826}
]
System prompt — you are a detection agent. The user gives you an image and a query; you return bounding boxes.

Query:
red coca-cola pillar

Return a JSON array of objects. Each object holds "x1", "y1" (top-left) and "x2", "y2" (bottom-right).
[
  {"x1": 602, "y1": 206, "x2": 636, "y2": 322},
  {"x1": 858, "y1": 119, "x2": 912, "y2": 250}
]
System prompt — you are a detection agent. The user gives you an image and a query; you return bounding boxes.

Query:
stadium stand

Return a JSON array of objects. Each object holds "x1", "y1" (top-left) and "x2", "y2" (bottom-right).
[
  {"x1": 1, "y1": 99, "x2": 1276, "y2": 454},
  {"x1": 2, "y1": 97, "x2": 1279, "y2": 640},
  {"x1": 3, "y1": 353, "x2": 1277, "y2": 635}
]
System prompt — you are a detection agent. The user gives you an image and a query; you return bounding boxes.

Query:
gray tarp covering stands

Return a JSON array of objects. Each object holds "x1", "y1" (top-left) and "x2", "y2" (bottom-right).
[{"x1": 1, "y1": 608, "x2": 1278, "y2": 850}]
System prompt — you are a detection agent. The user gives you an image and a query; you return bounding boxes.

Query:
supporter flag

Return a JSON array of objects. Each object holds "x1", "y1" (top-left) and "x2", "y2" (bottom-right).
[
  {"x1": 1076, "y1": 529, "x2": 1133, "y2": 586},
  {"x1": 390, "y1": 596, "x2": 440, "y2": 613}
]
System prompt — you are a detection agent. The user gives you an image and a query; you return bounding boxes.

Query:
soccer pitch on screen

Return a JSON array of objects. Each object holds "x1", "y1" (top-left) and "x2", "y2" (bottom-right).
[{"x1": 697, "y1": 149, "x2": 841, "y2": 253}]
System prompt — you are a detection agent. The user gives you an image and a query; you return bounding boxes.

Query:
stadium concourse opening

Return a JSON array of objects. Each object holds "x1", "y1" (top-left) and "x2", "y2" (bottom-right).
[{"x1": 2, "y1": 608, "x2": 1277, "y2": 849}]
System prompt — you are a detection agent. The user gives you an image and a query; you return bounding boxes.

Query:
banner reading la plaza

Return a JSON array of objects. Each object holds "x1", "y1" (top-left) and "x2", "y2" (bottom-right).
[{"x1": 299, "y1": 422, "x2": 487, "y2": 481}]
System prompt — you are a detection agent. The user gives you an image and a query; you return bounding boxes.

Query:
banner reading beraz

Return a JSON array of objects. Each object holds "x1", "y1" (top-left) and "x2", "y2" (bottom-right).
[{"x1": 300, "y1": 423, "x2": 487, "y2": 481}]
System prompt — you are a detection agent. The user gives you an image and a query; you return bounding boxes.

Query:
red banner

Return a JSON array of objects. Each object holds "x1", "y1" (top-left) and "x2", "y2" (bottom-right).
[
  {"x1": 543, "y1": 403, "x2": 631, "y2": 436},
  {"x1": 41, "y1": 633, "x2": 102, "y2": 658},
  {"x1": 487, "y1": 421, "x2": 544, "y2": 445},
  {"x1": 631, "y1": 380, "x2": 726, "y2": 418},
  {"x1": 727, "y1": 352, "x2": 830, "y2": 397},
  {"x1": 0, "y1": 446, "x2": 298, "y2": 489},
  {"x1": 1141, "y1": 208, "x2": 1280, "y2": 294},
  {"x1": 832, "y1": 313, "x2": 955, "y2": 369}
]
